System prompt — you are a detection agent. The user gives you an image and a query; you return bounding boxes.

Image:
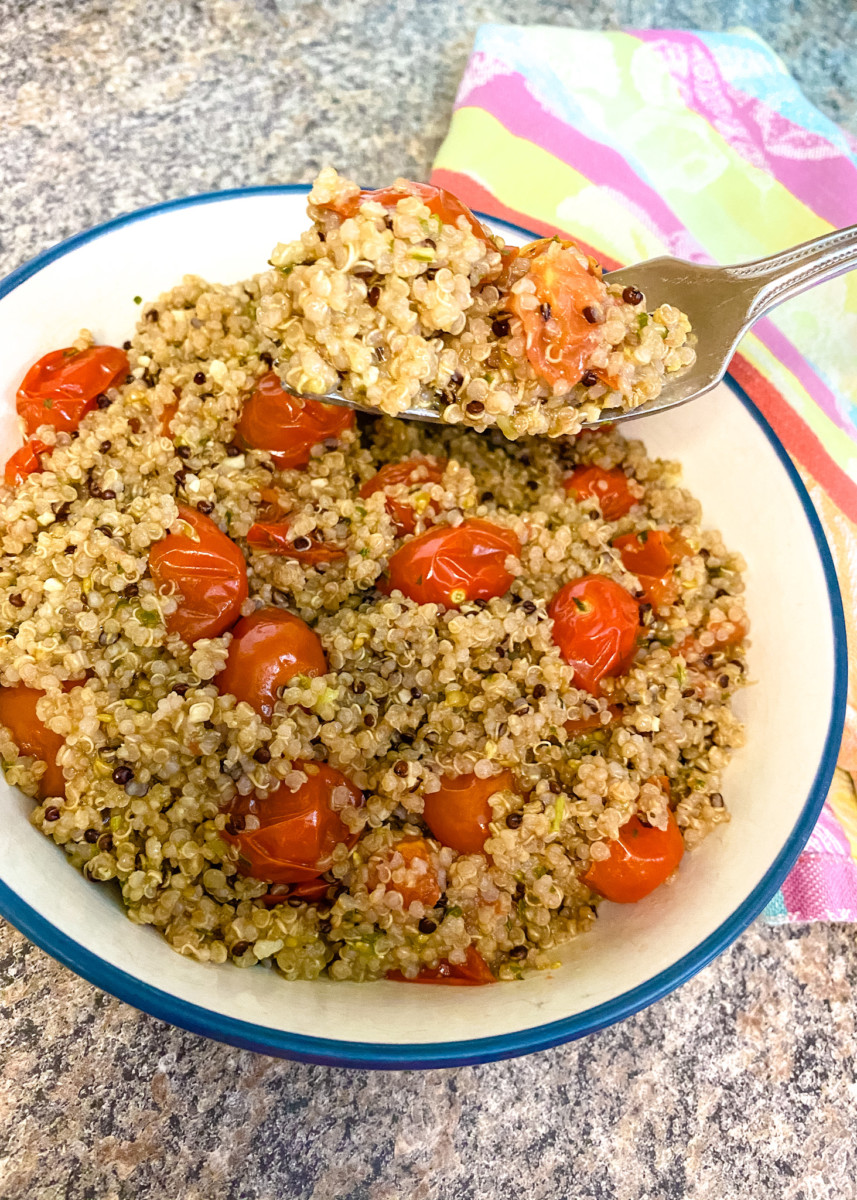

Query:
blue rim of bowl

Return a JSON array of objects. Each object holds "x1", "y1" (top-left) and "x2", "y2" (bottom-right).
[{"x1": 0, "y1": 186, "x2": 847, "y2": 1069}]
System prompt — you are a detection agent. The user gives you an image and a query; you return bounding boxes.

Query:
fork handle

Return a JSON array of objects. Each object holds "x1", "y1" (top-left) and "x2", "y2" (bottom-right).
[{"x1": 727, "y1": 224, "x2": 857, "y2": 325}]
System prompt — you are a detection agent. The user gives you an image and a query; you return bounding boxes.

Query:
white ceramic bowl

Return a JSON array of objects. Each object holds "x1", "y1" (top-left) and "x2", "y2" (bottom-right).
[{"x1": 0, "y1": 190, "x2": 846, "y2": 1068}]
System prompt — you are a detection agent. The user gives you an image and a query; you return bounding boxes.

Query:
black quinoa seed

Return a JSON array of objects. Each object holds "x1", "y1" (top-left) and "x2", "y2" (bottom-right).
[
  {"x1": 100, "y1": 441, "x2": 112, "y2": 453},
  {"x1": 703, "y1": 653, "x2": 716, "y2": 667},
  {"x1": 719, "y1": 674, "x2": 730, "y2": 688},
  {"x1": 410, "y1": 687, "x2": 422, "y2": 699},
  {"x1": 506, "y1": 812, "x2": 523, "y2": 829},
  {"x1": 514, "y1": 883, "x2": 526, "y2": 900},
  {"x1": 318, "y1": 919, "x2": 333, "y2": 937},
  {"x1": 367, "y1": 286, "x2": 381, "y2": 307},
  {"x1": 466, "y1": 400, "x2": 485, "y2": 416},
  {"x1": 123, "y1": 583, "x2": 139, "y2": 597},
  {"x1": 172, "y1": 683, "x2": 189, "y2": 696},
  {"x1": 582, "y1": 305, "x2": 603, "y2": 324},
  {"x1": 122, "y1": 340, "x2": 132, "y2": 351},
  {"x1": 63, "y1": 545, "x2": 75, "y2": 555},
  {"x1": 44, "y1": 806, "x2": 60, "y2": 822},
  {"x1": 232, "y1": 941, "x2": 250, "y2": 957},
  {"x1": 491, "y1": 317, "x2": 510, "y2": 338},
  {"x1": 197, "y1": 500, "x2": 214, "y2": 515},
  {"x1": 9, "y1": 593, "x2": 25, "y2": 607},
  {"x1": 98, "y1": 834, "x2": 113, "y2": 851},
  {"x1": 96, "y1": 393, "x2": 112, "y2": 409},
  {"x1": 715, "y1": 588, "x2": 728, "y2": 598},
  {"x1": 364, "y1": 713, "x2": 376, "y2": 728},
  {"x1": 532, "y1": 684, "x2": 546, "y2": 699},
  {"x1": 259, "y1": 352, "x2": 273, "y2": 367},
  {"x1": 112, "y1": 766, "x2": 134, "y2": 786},
  {"x1": 449, "y1": 371, "x2": 464, "y2": 388},
  {"x1": 353, "y1": 681, "x2": 366, "y2": 695},
  {"x1": 176, "y1": 446, "x2": 191, "y2": 460},
  {"x1": 194, "y1": 371, "x2": 206, "y2": 385},
  {"x1": 682, "y1": 687, "x2": 696, "y2": 699},
  {"x1": 84, "y1": 829, "x2": 99, "y2": 844},
  {"x1": 87, "y1": 480, "x2": 102, "y2": 498},
  {"x1": 540, "y1": 302, "x2": 552, "y2": 321},
  {"x1": 710, "y1": 792, "x2": 724, "y2": 808},
  {"x1": 393, "y1": 760, "x2": 409, "y2": 777},
  {"x1": 522, "y1": 600, "x2": 536, "y2": 614},
  {"x1": 526, "y1": 480, "x2": 538, "y2": 491},
  {"x1": 481, "y1": 490, "x2": 494, "y2": 503},
  {"x1": 100, "y1": 489, "x2": 116, "y2": 501},
  {"x1": 254, "y1": 746, "x2": 272, "y2": 764},
  {"x1": 509, "y1": 945, "x2": 528, "y2": 960},
  {"x1": 581, "y1": 370, "x2": 598, "y2": 387},
  {"x1": 96, "y1": 526, "x2": 112, "y2": 537},
  {"x1": 146, "y1": 309, "x2": 159, "y2": 322},
  {"x1": 622, "y1": 286, "x2": 644, "y2": 306},
  {"x1": 418, "y1": 917, "x2": 437, "y2": 935},
  {"x1": 226, "y1": 444, "x2": 242, "y2": 457},
  {"x1": 174, "y1": 470, "x2": 188, "y2": 487}
]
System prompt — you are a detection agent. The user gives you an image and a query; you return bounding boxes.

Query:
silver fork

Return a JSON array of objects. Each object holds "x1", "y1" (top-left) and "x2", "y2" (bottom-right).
[{"x1": 284, "y1": 225, "x2": 857, "y2": 428}]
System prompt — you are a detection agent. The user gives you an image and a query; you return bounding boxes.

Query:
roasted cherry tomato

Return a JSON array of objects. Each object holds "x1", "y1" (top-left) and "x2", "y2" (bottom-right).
[
  {"x1": 548, "y1": 574, "x2": 640, "y2": 695},
  {"x1": 613, "y1": 529, "x2": 693, "y2": 609},
  {"x1": 383, "y1": 519, "x2": 520, "y2": 608},
  {"x1": 321, "y1": 180, "x2": 492, "y2": 243},
  {"x1": 4, "y1": 439, "x2": 50, "y2": 487},
  {"x1": 0, "y1": 686, "x2": 66, "y2": 799},
  {"x1": 215, "y1": 606, "x2": 327, "y2": 721},
  {"x1": 583, "y1": 807, "x2": 684, "y2": 903},
  {"x1": 422, "y1": 769, "x2": 515, "y2": 855},
  {"x1": 359, "y1": 456, "x2": 448, "y2": 536},
  {"x1": 387, "y1": 945, "x2": 496, "y2": 986},
  {"x1": 565, "y1": 703, "x2": 622, "y2": 737},
  {"x1": 226, "y1": 761, "x2": 363, "y2": 884},
  {"x1": 508, "y1": 239, "x2": 606, "y2": 388},
  {"x1": 148, "y1": 504, "x2": 248, "y2": 644},
  {"x1": 246, "y1": 522, "x2": 346, "y2": 563},
  {"x1": 564, "y1": 464, "x2": 636, "y2": 521},
  {"x1": 369, "y1": 836, "x2": 441, "y2": 910},
  {"x1": 236, "y1": 371, "x2": 354, "y2": 470},
  {"x1": 16, "y1": 345, "x2": 128, "y2": 437}
]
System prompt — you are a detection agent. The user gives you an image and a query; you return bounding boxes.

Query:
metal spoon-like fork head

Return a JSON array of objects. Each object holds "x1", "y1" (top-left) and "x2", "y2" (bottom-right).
[{"x1": 284, "y1": 225, "x2": 857, "y2": 429}]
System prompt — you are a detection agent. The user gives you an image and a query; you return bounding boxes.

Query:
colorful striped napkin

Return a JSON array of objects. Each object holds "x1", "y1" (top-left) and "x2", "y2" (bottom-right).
[{"x1": 431, "y1": 25, "x2": 857, "y2": 922}]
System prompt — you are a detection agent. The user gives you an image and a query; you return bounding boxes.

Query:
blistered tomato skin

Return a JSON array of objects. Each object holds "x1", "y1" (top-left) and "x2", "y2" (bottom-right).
[
  {"x1": 548, "y1": 574, "x2": 640, "y2": 695},
  {"x1": 214, "y1": 607, "x2": 327, "y2": 721},
  {"x1": 226, "y1": 762, "x2": 363, "y2": 884},
  {"x1": 384, "y1": 519, "x2": 520, "y2": 608},
  {"x1": 359, "y1": 456, "x2": 448, "y2": 536},
  {"x1": 148, "y1": 505, "x2": 249, "y2": 644},
  {"x1": 564, "y1": 465, "x2": 636, "y2": 521},
  {"x1": 16, "y1": 345, "x2": 129, "y2": 437},
  {"x1": 583, "y1": 807, "x2": 684, "y2": 903},
  {"x1": 422, "y1": 769, "x2": 516, "y2": 855},
  {"x1": 236, "y1": 372, "x2": 354, "y2": 470}
]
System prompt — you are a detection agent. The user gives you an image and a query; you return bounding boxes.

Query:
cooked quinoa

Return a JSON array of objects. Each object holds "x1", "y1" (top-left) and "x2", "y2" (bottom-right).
[
  {"x1": 0, "y1": 246, "x2": 746, "y2": 985},
  {"x1": 263, "y1": 167, "x2": 696, "y2": 439}
]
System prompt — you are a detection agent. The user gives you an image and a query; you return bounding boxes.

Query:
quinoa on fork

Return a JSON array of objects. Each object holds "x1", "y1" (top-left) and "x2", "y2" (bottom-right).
[{"x1": 262, "y1": 167, "x2": 695, "y2": 438}]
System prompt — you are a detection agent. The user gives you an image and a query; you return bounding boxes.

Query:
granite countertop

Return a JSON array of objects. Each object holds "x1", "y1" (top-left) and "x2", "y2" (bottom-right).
[{"x1": 1, "y1": 1, "x2": 856, "y2": 1197}]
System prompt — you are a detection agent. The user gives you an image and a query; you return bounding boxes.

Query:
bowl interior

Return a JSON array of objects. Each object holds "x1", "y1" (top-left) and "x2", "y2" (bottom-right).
[{"x1": 0, "y1": 191, "x2": 843, "y2": 1065}]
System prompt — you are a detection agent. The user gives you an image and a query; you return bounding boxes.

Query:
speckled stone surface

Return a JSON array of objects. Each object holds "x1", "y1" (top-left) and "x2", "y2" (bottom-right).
[{"x1": 1, "y1": 1, "x2": 856, "y2": 1197}]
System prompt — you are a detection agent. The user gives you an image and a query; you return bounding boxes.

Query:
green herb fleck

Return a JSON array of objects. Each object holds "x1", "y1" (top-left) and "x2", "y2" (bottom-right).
[
  {"x1": 133, "y1": 295, "x2": 142, "y2": 305},
  {"x1": 550, "y1": 795, "x2": 565, "y2": 833}
]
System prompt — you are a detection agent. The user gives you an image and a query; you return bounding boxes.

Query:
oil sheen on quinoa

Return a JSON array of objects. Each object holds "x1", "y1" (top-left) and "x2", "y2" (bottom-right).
[
  {"x1": 0, "y1": 235, "x2": 747, "y2": 986},
  {"x1": 264, "y1": 168, "x2": 696, "y2": 438}
]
